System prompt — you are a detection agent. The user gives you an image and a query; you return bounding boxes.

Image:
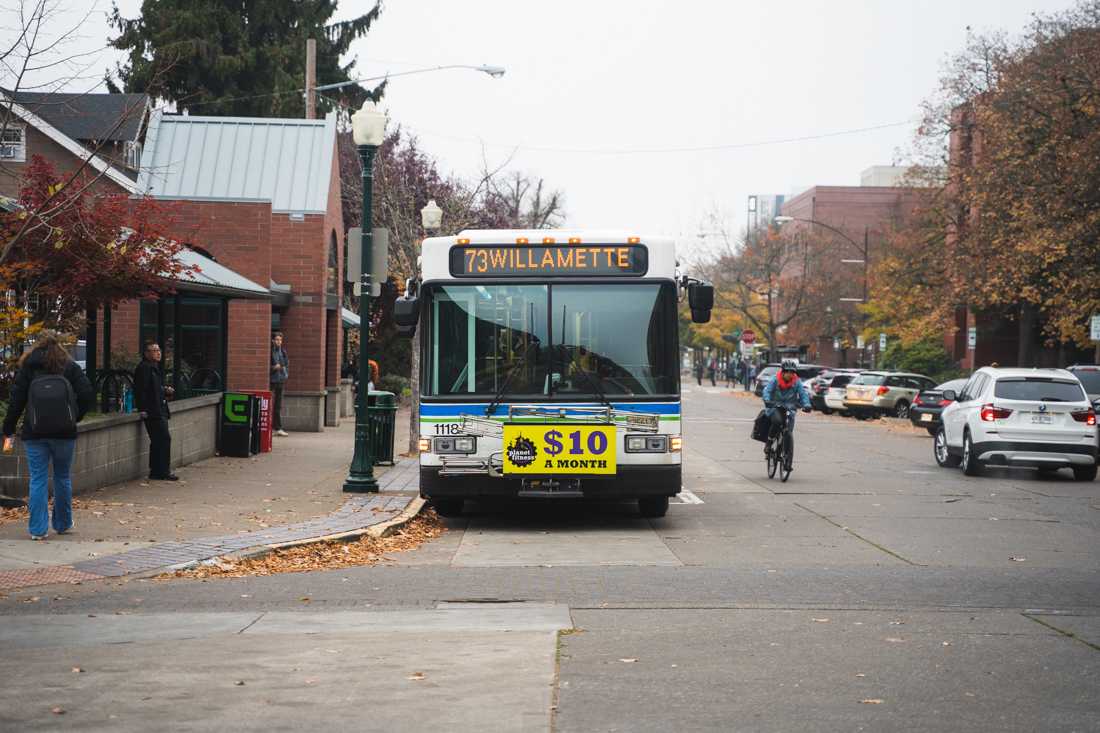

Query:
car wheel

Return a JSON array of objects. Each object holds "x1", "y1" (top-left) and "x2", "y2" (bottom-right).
[
  {"x1": 961, "y1": 432, "x2": 983, "y2": 476},
  {"x1": 1072, "y1": 464, "x2": 1098, "y2": 482},
  {"x1": 893, "y1": 401, "x2": 910, "y2": 419},
  {"x1": 639, "y1": 496, "x2": 670, "y2": 518},
  {"x1": 430, "y1": 498, "x2": 464, "y2": 517},
  {"x1": 934, "y1": 428, "x2": 961, "y2": 468},
  {"x1": 821, "y1": 406, "x2": 833, "y2": 415}
]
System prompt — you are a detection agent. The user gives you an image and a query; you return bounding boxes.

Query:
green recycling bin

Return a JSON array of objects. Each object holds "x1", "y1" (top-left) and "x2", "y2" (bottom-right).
[{"x1": 367, "y1": 390, "x2": 397, "y2": 465}]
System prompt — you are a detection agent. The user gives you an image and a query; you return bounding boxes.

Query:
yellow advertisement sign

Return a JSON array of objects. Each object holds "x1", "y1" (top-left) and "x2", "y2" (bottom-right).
[{"x1": 502, "y1": 424, "x2": 616, "y2": 475}]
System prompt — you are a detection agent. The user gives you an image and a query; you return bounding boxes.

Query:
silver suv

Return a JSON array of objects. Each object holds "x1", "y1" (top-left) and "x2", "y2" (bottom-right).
[{"x1": 844, "y1": 371, "x2": 936, "y2": 419}]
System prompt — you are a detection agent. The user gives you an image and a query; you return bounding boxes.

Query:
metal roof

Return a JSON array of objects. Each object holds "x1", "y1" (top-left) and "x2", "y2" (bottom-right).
[
  {"x1": 341, "y1": 307, "x2": 360, "y2": 327},
  {"x1": 137, "y1": 110, "x2": 338, "y2": 214},
  {"x1": 171, "y1": 248, "x2": 270, "y2": 300}
]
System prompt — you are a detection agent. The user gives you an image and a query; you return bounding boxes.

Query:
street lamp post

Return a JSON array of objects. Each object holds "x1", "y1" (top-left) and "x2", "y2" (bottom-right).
[
  {"x1": 775, "y1": 215, "x2": 869, "y2": 366},
  {"x1": 343, "y1": 101, "x2": 388, "y2": 493}
]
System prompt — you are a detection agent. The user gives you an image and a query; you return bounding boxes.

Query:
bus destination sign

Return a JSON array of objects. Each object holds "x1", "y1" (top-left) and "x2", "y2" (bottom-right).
[{"x1": 450, "y1": 244, "x2": 648, "y2": 278}]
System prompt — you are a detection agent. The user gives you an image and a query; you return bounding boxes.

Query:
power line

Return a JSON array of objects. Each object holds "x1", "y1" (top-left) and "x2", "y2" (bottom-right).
[{"x1": 404, "y1": 119, "x2": 919, "y2": 156}]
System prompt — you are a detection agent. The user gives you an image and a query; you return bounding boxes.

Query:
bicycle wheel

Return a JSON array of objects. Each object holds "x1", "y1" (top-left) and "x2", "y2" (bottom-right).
[
  {"x1": 766, "y1": 438, "x2": 778, "y2": 478},
  {"x1": 780, "y1": 430, "x2": 793, "y2": 482}
]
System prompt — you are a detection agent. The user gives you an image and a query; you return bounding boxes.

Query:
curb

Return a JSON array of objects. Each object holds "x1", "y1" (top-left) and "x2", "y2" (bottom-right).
[{"x1": 163, "y1": 496, "x2": 428, "y2": 574}]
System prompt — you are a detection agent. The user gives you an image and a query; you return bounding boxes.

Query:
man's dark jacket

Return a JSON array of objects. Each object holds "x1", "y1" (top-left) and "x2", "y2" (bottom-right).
[
  {"x1": 2, "y1": 348, "x2": 94, "y2": 440},
  {"x1": 133, "y1": 360, "x2": 170, "y2": 419}
]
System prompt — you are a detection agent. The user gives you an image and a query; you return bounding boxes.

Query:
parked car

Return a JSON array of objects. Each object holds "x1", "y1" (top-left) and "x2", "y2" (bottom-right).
[
  {"x1": 844, "y1": 371, "x2": 936, "y2": 419},
  {"x1": 809, "y1": 369, "x2": 859, "y2": 413},
  {"x1": 823, "y1": 371, "x2": 861, "y2": 415},
  {"x1": 934, "y1": 367, "x2": 1097, "y2": 480},
  {"x1": 910, "y1": 378, "x2": 968, "y2": 434},
  {"x1": 753, "y1": 362, "x2": 828, "y2": 397},
  {"x1": 1066, "y1": 364, "x2": 1100, "y2": 454}
]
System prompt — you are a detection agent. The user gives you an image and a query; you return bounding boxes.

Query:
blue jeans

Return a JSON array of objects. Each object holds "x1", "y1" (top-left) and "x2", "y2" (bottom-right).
[{"x1": 23, "y1": 438, "x2": 76, "y2": 537}]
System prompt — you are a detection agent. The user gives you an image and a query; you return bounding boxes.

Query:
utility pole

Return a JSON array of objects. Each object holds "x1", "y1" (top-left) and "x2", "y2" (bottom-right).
[{"x1": 305, "y1": 38, "x2": 317, "y2": 119}]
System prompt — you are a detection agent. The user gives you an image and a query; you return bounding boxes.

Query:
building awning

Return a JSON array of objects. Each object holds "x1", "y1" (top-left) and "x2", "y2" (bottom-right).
[
  {"x1": 170, "y1": 249, "x2": 270, "y2": 300},
  {"x1": 341, "y1": 307, "x2": 360, "y2": 327},
  {"x1": 270, "y1": 280, "x2": 292, "y2": 308}
]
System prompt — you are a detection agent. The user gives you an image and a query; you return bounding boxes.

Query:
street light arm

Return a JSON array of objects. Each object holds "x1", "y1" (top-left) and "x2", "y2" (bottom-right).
[
  {"x1": 774, "y1": 216, "x2": 863, "y2": 257},
  {"x1": 315, "y1": 64, "x2": 505, "y2": 92}
]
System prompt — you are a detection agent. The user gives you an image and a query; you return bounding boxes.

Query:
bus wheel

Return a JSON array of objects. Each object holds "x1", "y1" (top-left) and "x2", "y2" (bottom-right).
[
  {"x1": 638, "y1": 496, "x2": 669, "y2": 518},
  {"x1": 431, "y1": 498, "x2": 464, "y2": 518}
]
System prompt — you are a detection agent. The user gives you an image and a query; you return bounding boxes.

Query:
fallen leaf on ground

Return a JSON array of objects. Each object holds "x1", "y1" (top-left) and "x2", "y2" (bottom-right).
[
  {"x1": 942, "y1": 641, "x2": 952, "y2": 646},
  {"x1": 234, "y1": 680, "x2": 245, "y2": 686},
  {"x1": 885, "y1": 637, "x2": 905, "y2": 643},
  {"x1": 860, "y1": 699, "x2": 884, "y2": 705},
  {"x1": 855, "y1": 673, "x2": 866, "y2": 678},
  {"x1": 51, "y1": 707, "x2": 65, "y2": 715},
  {"x1": 812, "y1": 618, "x2": 830, "y2": 623},
  {"x1": 408, "y1": 672, "x2": 426, "y2": 681},
  {"x1": 1010, "y1": 557, "x2": 1026, "y2": 562},
  {"x1": 619, "y1": 658, "x2": 638, "y2": 663},
  {"x1": 71, "y1": 667, "x2": 83, "y2": 673}
]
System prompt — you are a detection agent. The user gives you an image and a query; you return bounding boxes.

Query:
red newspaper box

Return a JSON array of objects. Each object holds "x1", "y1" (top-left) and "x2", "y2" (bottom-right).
[{"x1": 242, "y1": 390, "x2": 273, "y2": 453}]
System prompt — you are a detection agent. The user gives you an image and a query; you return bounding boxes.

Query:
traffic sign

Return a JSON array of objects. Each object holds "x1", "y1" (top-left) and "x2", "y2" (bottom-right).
[
  {"x1": 878, "y1": 333, "x2": 887, "y2": 350},
  {"x1": 968, "y1": 327, "x2": 977, "y2": 350},
  {"x1": 1091, "y1": 314, "x2": 1100, "y2": 342},
  {"x1": 741, "y1": 329, "x2": 756, "y2": 344}
]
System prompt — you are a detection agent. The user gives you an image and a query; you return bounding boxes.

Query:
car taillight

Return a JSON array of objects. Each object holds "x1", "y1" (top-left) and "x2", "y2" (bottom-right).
[
  {"x1": 980, "y1": 404, "x2": 1013, "y2": 422},
  {"x1": 876, "y1": 386, "x2": 889, "y2": 396},
  {"x1": 939, "y1": 399, "x2": 952, "y2": 407},
  {"x1": 1071, "y1": 408, "x2": 1096, "y2": 426},
  {"x1": 913, "y1": 395, "x2": 923, "y2": 405}
]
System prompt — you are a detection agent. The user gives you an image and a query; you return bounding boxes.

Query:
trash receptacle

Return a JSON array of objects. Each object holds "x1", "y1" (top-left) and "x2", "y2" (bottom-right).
[
  {"x1": 218, "y1": 392, "x2": 256, "y2": 457},
  {"x1": 367, "y1": 390, "x2": 397, "y2": 465}
]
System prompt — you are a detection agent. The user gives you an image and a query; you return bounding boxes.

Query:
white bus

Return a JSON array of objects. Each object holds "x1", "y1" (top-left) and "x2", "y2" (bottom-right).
[{"x1": 393, "y1": 229, "x2": 713, "y2": 517}]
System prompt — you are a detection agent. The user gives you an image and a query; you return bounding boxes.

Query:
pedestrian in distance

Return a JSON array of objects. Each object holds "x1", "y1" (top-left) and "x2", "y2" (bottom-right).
[
  {"x1": 133, "y1": 341, "x2": 177, "y2": 481},
  {"x1": 725, "y1": 360, "x2": 738, "y2": 388},
  {"x1": 2, "y1": 331, "x2": 94, "y2": 540},
  {"x1": 270, "y1": 331, "x2": 290, "y2": 437},
  {"x1": 694, "y1": 360, "x2": 703, "y2": 386},
  {"x1": 745, "y1": 362, "x2": 756, "y2": 391},
  {"x1": 707, "y1": 356, "x2": 717, "y2": 386}
]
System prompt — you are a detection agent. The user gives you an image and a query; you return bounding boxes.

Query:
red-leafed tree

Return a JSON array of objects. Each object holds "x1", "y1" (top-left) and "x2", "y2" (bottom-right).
[{"x1": 1, "y1": 156, "x2": 191, "y2": 330}]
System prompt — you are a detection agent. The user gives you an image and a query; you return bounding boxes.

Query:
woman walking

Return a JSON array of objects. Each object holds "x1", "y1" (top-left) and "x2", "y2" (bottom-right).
[{"x1": 2, "y1": 332, "x2": 94, "y2": 540}]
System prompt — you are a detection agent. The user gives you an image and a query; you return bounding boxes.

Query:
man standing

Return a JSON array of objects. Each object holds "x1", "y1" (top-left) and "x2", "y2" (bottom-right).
[
  {"x1": 270, "y1": 331, "x2": 289, "y2": 437},
  {"x1": 133, "y1": 341, "x2": 176, "y2": 481}
]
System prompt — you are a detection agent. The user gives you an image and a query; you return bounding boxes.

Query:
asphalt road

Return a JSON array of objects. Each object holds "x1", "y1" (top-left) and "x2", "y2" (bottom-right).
[{"x1": 2, "y1": 386, "x2": 1098, "y2": 731}]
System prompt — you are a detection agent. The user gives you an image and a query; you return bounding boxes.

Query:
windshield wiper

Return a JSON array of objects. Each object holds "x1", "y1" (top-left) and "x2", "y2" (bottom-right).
[
  {"x1": 556, "y1": 304, "x2": 611, "y2": 408},
  {"x1": 484, "y1": 337, "x2": 540, "y2": 418}
]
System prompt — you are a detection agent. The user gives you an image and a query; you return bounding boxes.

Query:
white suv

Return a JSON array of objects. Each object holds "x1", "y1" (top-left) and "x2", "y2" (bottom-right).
[{"x1": 934, "y1": 367, "x2": 1097, "y2": 480}]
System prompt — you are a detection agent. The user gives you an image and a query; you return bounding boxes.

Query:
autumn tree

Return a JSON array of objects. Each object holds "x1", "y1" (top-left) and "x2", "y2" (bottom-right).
[
  {"x1": 876, "y1": 0, "x2": 1100, "y2": 360},
  {"x1": 108, "y1": 0, "x2": 383, "y2": 116}
]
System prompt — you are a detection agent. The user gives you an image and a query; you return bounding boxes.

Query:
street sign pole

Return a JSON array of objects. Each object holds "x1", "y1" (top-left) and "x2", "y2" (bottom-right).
[{"x1": 1090, "y1": 314, "x2": 1100, "y2": 362}]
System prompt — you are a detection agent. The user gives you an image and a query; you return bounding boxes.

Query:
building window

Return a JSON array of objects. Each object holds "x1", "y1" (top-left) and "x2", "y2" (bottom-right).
[
  {"x1": 327, "y1": 231, "x2": 338, "y2": 296},
  {"x1": 1, "y1": 125, "x2": 26, "y2": 162},
  {"x1": 140, "y1": 296, "x2": 226, "y2": 396}
]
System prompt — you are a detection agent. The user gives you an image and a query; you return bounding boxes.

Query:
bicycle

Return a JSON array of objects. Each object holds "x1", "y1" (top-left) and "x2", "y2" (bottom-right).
[{"x1": 764, "y1": 405, "x2": 795, "y2": 482}]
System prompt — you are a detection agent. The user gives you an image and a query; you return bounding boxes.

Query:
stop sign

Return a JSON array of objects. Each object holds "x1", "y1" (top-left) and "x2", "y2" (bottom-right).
[{"x1": 741, "y1": 330, "x2": 756, "y2": 344}]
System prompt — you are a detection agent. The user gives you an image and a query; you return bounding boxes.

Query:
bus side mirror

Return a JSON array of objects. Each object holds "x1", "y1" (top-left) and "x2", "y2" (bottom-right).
[
  {"x1": 394, "y1": 295, "x2": 419, "y2": 338},
  {"x1": 688, "y1": 282, "x2": 714, "y2": 324}
]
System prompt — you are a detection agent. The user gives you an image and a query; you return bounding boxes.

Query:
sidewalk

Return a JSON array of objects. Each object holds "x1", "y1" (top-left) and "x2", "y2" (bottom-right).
[{"x1": 0, "y1": 407, "x2": 421, "y2": 592}]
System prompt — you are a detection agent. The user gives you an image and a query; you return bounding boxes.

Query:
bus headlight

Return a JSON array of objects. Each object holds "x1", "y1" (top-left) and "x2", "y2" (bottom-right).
[
  {"x1": 433, "y1": 436, "x2": 477, "y2": 454},
  {"x1": 625, "y1": 434, "x2": 668, "y2": 453}
]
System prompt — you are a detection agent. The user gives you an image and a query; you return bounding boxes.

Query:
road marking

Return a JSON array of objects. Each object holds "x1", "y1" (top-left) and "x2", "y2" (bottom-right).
[{"x1": 674, "y1": 489, "x2": 704, "y2": 505}]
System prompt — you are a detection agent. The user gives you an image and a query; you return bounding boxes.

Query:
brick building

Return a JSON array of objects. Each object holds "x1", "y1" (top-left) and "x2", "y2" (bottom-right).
[
  {"x1": 780, "y1": 180, "x2": 925, "y2": 367},
  {"x1": 106, "y1": 110, "x2": 349, "y2": 431}
]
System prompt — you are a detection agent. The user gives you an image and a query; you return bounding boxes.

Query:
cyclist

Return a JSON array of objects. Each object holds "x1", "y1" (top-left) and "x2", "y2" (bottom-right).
[{"x1": 761, "y1": 358, "x2": 812, "y2": 468}]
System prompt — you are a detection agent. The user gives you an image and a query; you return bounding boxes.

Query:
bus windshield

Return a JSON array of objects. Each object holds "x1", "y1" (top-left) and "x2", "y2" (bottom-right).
[{"x1": 423, "y1": 282, "x2": 678, "y2": 398}]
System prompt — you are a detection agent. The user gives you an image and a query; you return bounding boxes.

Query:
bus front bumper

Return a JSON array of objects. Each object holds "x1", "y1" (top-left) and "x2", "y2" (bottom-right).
[{"x1": 419, "y1": 465, "x2": 682, "y2": 499}]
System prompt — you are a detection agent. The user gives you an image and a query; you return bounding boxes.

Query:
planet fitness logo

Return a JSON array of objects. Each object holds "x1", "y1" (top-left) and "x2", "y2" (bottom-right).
[{"x1": 506, "y1": 434, "x2": 538, "y2": 467}]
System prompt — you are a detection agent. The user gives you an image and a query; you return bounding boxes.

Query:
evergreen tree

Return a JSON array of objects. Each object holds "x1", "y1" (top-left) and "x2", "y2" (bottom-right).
[{"x1": 108, "y1": 0, "x2": 383, "y2": 117}]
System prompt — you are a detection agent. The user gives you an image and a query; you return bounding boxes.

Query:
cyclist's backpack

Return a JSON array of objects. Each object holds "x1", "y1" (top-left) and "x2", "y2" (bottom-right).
[
  {"x1": 27, "y1": 371, "x2": 78, "y2": 436},
  {"x1": 751, "y1": 409, "x2": 770, "y2": 442}
]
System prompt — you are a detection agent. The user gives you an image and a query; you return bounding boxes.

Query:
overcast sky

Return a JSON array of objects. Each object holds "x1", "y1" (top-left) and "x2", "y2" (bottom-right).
[{"x1": 10, "y1": 0, "x2": 1077, "y2": 250}]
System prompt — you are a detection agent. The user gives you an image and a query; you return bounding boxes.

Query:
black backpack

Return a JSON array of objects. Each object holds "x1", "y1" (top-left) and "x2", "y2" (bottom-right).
[
  {"x1": 751, "y1": 409, "x2": 771, "y2": 442},
  {"x1": 27, "y1": 371, "x2": 78, "y2": 436}
]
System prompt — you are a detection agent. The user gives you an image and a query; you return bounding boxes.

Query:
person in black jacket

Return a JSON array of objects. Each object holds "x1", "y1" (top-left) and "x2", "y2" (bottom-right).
[
  {"x1": 2, "y1": 332, "x2": 93, "y2": 540},
  {"x1": 133, "y1": 341, "x2": 177, "y2": 481}
]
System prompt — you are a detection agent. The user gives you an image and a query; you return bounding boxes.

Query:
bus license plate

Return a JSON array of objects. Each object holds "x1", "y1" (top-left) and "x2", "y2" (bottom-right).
[{"x1": 502, "y1": 424, "x2": 616, "y2": 475}]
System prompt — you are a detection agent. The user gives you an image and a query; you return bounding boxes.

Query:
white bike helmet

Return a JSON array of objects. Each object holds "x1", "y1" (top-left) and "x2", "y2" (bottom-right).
[{"x1": 780, "y1": 358, "x2": 798, "y2": 372}]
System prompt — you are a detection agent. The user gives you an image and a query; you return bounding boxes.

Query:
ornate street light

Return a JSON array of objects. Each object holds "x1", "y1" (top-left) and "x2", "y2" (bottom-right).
[
  {"x1": 343, "y1": 101, "x2": 388, "y2": 493},
  {"x1": 420, "y1": 199, "x2": 443, "y2": 231}
]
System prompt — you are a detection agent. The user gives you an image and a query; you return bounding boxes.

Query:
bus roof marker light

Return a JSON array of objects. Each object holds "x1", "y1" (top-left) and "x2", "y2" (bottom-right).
[
  {"x1": 568, "y1": 237, "x2": 582, "y2": 244},
  {"x1": 542, "y1": 237, "x2": 556, "y2": 244},
  {"x1": 516, "y1": 237, "x2": 529, "y2": 244},
  {"x1": 627, "y1": 236, "x2": 641, "y2": 244},
  {"x1": 457, "y1": 237, "x2": 471, "y2": 245}
]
